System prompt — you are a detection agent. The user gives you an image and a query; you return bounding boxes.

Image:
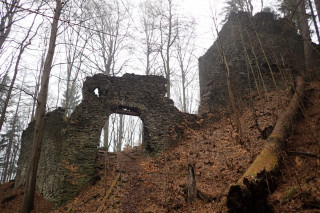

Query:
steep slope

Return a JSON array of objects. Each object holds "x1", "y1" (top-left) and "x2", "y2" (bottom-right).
[
  {"x1": 51, "y1": 88, "x2": 292, "y2": 213},
  {"x1": 1, "y1": 81, "x2": 319, "y2": 212},
  {"x1": 269, "y1": 81, "x2": 320, "y2": 212}
]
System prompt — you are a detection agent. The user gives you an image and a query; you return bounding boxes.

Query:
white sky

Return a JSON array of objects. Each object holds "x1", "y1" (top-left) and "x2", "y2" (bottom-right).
[
  {"x1": 182, "y1": 0, "x2": 224, "y2": 55},
  {"x1": 180, "y1": 0, "x2": 280, "y2": 55}
]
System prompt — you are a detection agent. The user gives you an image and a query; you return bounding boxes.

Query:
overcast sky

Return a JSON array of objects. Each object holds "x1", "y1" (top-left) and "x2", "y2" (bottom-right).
[
  {"x1": 178, "y1": 0, "x2": 281, "y2": 54},
  {"x1": 182, "y1": 0, "x2": 224, "y2": 55}
]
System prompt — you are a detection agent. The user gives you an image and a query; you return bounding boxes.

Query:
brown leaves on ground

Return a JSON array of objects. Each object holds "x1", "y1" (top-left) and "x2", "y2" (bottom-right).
[
  {"x1": 2, "y1": 82, "x2": 319, "y2": 212},
  {"x1": 269, "y1": 80, "x2": 320, "y2": 213},
  {"x1": 0, "y1": 181, "x2": 53, "y2": 213},
  {"x1": 50, "y1": 88, "x2": 291, "y2": 213}
]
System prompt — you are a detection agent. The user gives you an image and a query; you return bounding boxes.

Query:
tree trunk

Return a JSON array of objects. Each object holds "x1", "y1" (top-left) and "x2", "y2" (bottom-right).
[
  {"x1": 214, "y1": 17, "x2": 243, "y2": 144},
  {"x1": 1, "y1": 88, "x2": 21, "y2": 183},
  {"x1": 165, "y1": 0, "x2": 172, "y2": 99},
  {"x1": 31, "y1": 48, "x2": 46, "y2": 120},
  {"x1": 8, "y1": 138, "x2": 19, "y2": 180},
  {"x1": 226, "y1": 77, "x2": 305, "y2": 212},
  {"x1": 182, "y1": 72, "x2": 187, "y2": 112},
  {"x1": 117, "y1": 114, "x2": 124, "y2": 151},
  {"x1": 21, "y1": 1, "x2": 62, "y2": 212},
  {"x1": 308, "y1": 0, "x2": 320, "y2": 43},
  {"x1": 187, "y1": 164, "x2": 197, "y2": 203},
  {"x1": 314, "y1": 0, "x2": 320, "y2": 24},
  {"x1": 104, "y1": 118, "x2": 109, "y2": 150},
  {"x1": 296, "y1": 0, "x2": 316, "y2": 79}
]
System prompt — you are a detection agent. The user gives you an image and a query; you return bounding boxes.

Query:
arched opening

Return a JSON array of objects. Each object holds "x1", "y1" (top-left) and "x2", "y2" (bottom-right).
[
  {"x1": 15, "y1": 74, "x2": 195, "y2": 205},
  {"x1": 99, "y1": 114, "x2": 143, "y2": 152}
]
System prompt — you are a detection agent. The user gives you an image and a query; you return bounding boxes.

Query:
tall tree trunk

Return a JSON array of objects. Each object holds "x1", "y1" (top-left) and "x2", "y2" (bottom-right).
[
  {"x1": 21, "y1": 1, "x2": 62, "y2": 212},
  {"x1": 159, "y1": 0, "x2": 176, "y2": 99},
  {"x1": 314, "y1": 0, "x2": 320, "y2": 24},
  {"x1": 182, "y1": 71, "x2": 187, "y2": 112},
  {"x1": 8, "y1": 133, "x2": 20, "y2": 180},
  {"x1": 117, "y1": 114, "x2": 124, "y2": 151},
  {"x1": 214, "y1": 18, "x2": 243, "y2": 144},
  {"x1": 102, "y1": 34, "x2": 112, "y2": 150},
  {"x1": 139, "y1": 122, "x2": 143, "y2": 145},
  {"x1": 308, "y1": 0, "x2": 320, "y2": 43},
  {"x1": 1, "y1": 88, "x2": 21, "y2": 183},
  {"x1": 146, "y1": 50, "x2": 151, "y2": 75},
  {"x1": 296, "y1": 0, "x2": 316, "y2": 79},
  {"x1": 8, "y1": 138, "x2": 19, "y2": 180},
  {"x1": 104, "y1": 121, "x2": 109, "y2": 149},
  {"x1": 165, "y1": 0, "x2": 172, "y2": 99},
  {"x1": 31, "y1": 47, "x2": 46, "y2": 120}
]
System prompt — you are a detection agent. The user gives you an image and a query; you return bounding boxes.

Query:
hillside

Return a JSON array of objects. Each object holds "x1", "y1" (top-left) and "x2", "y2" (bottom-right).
[{"x1": 1, "y1": 80, "x2": 319, "y2": 212}]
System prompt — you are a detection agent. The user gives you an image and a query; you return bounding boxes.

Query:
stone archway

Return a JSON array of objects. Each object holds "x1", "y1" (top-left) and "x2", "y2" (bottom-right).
[
  {"x1": 59, "y1": 74, "x2": 192, "y2": 203},
  {"x1": 15, "y1": 73, "x2": 196, "y2": 205}
]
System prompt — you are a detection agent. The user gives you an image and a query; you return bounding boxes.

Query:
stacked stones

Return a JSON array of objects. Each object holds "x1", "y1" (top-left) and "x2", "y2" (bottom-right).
[
  {"x1": 15, "y1": 74, "x2": 194, "y2": 205},
  {"x1": 199, "y1": 12, "x2": 308, "y2": 114},
  {"x1": 15, "y1": 108, "x2": 66, "y2": 202}
]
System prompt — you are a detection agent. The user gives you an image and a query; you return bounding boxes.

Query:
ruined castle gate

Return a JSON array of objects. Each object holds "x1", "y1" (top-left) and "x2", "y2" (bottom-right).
[{"x1": 15, "y1": 74, "x2": 195, "y2": 205}]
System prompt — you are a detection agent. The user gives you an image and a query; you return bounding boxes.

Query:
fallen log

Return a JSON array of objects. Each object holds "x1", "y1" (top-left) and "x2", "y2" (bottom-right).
[{"x1": 226, "y1": 77, "x2": 305, "y2": 213}]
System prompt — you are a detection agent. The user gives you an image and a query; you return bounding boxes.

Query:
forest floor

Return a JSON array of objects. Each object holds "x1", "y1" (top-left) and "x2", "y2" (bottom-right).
[{"x1": 0, "y1": 80, "x2": 319, "y2": 213}]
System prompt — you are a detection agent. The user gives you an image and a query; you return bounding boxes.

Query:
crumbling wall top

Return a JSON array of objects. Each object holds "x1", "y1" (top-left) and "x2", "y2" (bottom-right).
[{"x1": 83, "y1": 74, "x2": 167, "y2": 101}]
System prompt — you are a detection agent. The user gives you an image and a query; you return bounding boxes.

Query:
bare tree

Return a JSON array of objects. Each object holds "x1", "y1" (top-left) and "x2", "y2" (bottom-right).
[
  {"x1": 21, "y1": 0, "x2": 64, "y2": 212},
  {"x1": 138, "y1": 0, "x2": 160, "y2": 75},
  {"x1": 115, "y1": 114, "x2": 124, "y2": 151},
  {"x1": 30, "y1": 40, "x2": 47, "y2": 120},
  {"x1": 175, "y1": 19, "x2": 197, "y2": 112},
  {"x1": 158, "y1": 0, "x2": 179, "y2": 98},
  {"x1": 84, "y1": 0, "x2": 132, "y2": 149},
  {"x1": 0, "y1": 0, "x2": 20, "y2": 51},
  {"x1": 0, "y1": 9, "x2": 41, "y2": 133},
  {"x1": 85, "y1": 0, "x2": 131, "y2": 75},
  {"x1": 61, "y1": 1, "x2": 89, "y2": 116},
  {"x1": 213, "y1": 16, "x2": 243, "y2": 144},
  {"x1": 123, "y1": 116, "x2": 141, "y2": 148}
]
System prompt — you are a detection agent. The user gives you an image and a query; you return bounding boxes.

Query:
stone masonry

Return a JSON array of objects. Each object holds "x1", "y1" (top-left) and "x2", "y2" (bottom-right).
[
  {"x1": 198, "y1": 12, "x2": 310, "y2": 114},
  {"x1": 15, "y1": 74, "x2": 195, "y2": 205}
]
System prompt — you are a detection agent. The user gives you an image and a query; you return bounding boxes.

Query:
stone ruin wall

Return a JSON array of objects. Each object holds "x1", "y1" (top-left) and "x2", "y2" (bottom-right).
[
  {"x1": 15, "y1": 74, "x2": 196, "y2": 205},
  {"x1": 15, "y1": 11, "x2": 314, "y2": 206},
  {"x1": 198, "y1": 12, "x2": 313, "y2": 114},
  {"x1": 15, "y1": 109, "x2": 66, "y2": 202}
]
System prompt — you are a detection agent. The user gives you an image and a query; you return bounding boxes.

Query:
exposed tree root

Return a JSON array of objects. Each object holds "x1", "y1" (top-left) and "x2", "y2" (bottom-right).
[{"x1": 226, "y1": 77, "x2": 305, "y2": 213}]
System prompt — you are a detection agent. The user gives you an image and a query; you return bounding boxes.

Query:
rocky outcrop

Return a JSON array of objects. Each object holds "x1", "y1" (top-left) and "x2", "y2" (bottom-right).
[
  {"x1": 15, "y1": 74, "x2": 195, "y2": 205},
  {"x1": 199, "y1": 12, "x2": 307, "y2": 114}
]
